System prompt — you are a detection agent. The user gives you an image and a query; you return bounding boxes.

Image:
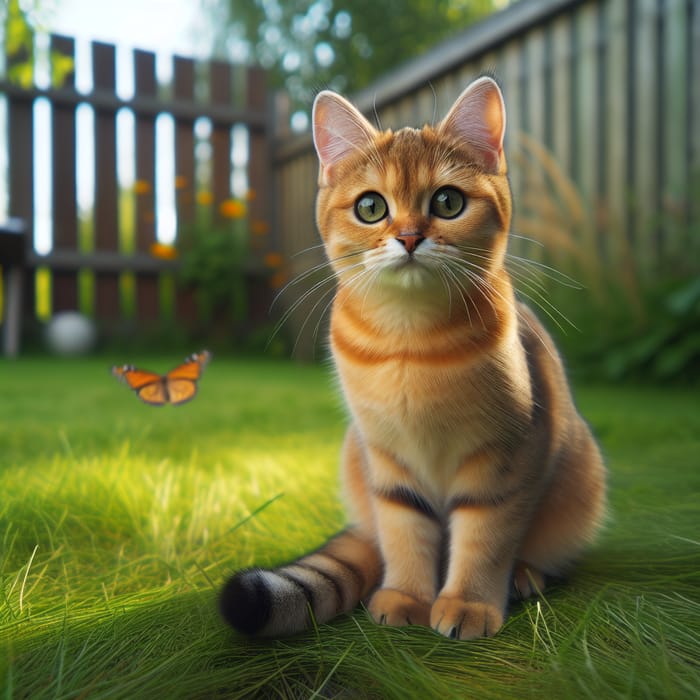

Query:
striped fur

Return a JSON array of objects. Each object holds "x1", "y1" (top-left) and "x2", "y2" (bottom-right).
[{"x1": 219, "y1": 77, "x2": 606, "y2": 640}]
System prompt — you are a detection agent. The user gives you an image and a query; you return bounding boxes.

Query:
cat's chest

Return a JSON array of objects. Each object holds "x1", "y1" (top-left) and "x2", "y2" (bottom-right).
[{"x1": 336, "y1": 352, "x2": 526, "y2": 475}]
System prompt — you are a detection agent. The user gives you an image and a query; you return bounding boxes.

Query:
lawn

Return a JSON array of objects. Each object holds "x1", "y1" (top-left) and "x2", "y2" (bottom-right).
[{"x1": 1, "y1": 355, "x2": 699, "y2": 699}]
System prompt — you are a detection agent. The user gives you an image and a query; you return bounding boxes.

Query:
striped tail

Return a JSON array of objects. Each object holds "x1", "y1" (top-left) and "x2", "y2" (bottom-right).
[{"x1": 219, "y1": 528, "x2": 382, "y2": 637}]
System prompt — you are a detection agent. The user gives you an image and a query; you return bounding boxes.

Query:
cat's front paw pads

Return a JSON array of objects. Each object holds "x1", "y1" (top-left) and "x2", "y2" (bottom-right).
[
  {"x1": 368, "y1": 588, "x2": 431, "y2": 627},
  {"x1": 430, "y1": 597, "x2": 504, "y2": 640}
]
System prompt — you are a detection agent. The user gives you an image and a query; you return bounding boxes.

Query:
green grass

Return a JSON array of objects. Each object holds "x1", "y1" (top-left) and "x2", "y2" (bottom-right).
[{"x1": 1, "y1": 356, "x2": 699, "y2": 699}]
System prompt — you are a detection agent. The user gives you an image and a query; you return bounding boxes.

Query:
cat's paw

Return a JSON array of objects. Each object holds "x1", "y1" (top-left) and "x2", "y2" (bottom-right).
[
  {"x1": 430, "y1": 597, "x2": 504, "y2": 640},
  {"x1": 368, "y1": 588, "x2": 431, "y2": 627},
  {"x1": 511, "y1": 562, "x2": 546, "y2": 600}
]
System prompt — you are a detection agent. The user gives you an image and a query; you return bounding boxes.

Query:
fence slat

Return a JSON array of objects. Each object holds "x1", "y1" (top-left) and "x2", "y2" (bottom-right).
[
  {"x1": 5, "y1": 42, "x2": 36, "y2": 320},
  {"x1": 133, "y1": 49, "x2": 159, "y2": 322},
  {"x1": 50, "y1": 34, "x2": 78, "y2": 312},
  {"x1": 92, "y1": 41, "x2": 120, "y2": 320},
  {"x1": 210, "y1": 60, "x2": 232, "y2": 218}
]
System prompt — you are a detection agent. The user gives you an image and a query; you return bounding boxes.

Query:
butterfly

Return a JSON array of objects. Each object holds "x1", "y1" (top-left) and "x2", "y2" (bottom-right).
[{"x1": 111, "y1": 350, "x2": 212, "y2": 406}]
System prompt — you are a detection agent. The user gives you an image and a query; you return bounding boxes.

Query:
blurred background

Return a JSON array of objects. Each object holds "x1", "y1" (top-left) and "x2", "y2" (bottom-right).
[{"x1": 1, "y1": 0, "x2": 698, "y2": 382}]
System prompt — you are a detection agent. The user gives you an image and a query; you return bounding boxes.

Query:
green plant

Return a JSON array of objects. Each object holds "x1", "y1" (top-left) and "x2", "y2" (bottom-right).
[
  {"x1": 509, "y1": 134, "x2": 700, "y2": 383},
  {"x1": 178, "y1": 216, "x2": 252, "y2": 325},
  {"x1": 579, "y1": 276, "x2": 700, "y2": 382}
]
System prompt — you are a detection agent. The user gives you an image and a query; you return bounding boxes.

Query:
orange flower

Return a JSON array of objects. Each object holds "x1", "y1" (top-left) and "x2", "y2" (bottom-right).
[
  {"x1": 197, "y1": 191, "x2": 214, "y2": 206},
  {"x1": 175, "y1": 175, "x2": 188, "y2": 190},
  {"x1": 251, "y1": 220, "x2": 270, "y2": 236},
  {"x1": 134, "y1": 180, "x2": 152, "y2": 195},
  {"x1": 264, "y1": 252, "x2": 284, "y2": 269},
  {"x1": 219, "y1": 198, "x2": 246, "y2": 219},
  {"x1": 149, "y1": 242, "x2": 179, "y2": 260}
]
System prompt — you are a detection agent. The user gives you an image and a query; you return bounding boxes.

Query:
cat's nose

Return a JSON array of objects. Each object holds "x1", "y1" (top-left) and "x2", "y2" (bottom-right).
[{"x1": 396, "y1": 232, "x2": 425, "y2": 254}]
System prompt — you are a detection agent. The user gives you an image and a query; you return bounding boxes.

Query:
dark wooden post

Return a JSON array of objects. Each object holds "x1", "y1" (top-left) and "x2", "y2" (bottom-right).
[
  {"x1": 133, "y1": 48, "x2": 159, "y2": 321},
  {"x1": 50, "y1": 34, "x2": 79, "y2": 312},
  {"x1": 92, "y1": 41, "x2": 120, "y2": 321}
]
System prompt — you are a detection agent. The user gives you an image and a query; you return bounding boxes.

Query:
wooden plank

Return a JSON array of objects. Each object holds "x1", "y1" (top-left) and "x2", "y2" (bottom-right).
[
  {"x1": 0, "y1": 79, "x2": 268, "y2": 128},
  {"x1": 604, "y1": 0, "x2": 630, "y2": 265},
  {"x1": 692, "y1": 0, "x2": 700, "y2": 236},
  {"x1": 634, "y1": 0, "x2": 661, "y2": 274},
  {"x1": 50, "y1": 34, "x2": 79, "y2": 313},
  {"x1": 246, "y1": 65, "x2": 271, "y2": 248},
  {"x1": 174, "y1": 55, "x2": 196, "y2": 227},
  {"x1": 133, "y1": 49, "x2": 160, "y2": 322},
  {"x1": 551, "y1": 13, "x2": 574, "y2": 176},
  {"x1": 134, "y1": 49, "x2": 157, "y2": 253},
  {"x1": 92, "y1": 41, "x2": 120, "y2": 320},
  {"x1": 662, "y1": 0, "x2": 690, "y2": 261},
  {"x1": 210, "y1": 60, "x2": 232, "y2": 219},
  {"x1": 500, "y1": 41, "x2": 523, "y2": 221},
  {"x1": 6, "y1": 40, "x2": 36, "y2": 321},
  {"x1": 172, "y1": 55, "x2": 197, "y2": 328}
]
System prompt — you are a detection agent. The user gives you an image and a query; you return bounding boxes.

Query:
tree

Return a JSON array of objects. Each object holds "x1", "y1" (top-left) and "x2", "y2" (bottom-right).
[{"x1": 202, "y1": 0, "x2": 500, "y2": 128}]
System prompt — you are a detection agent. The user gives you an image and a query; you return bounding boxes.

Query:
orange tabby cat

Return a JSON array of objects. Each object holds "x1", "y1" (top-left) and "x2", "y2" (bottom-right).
[{"x1": 220, "y1": 77, "x2": 606, "y2": 640}]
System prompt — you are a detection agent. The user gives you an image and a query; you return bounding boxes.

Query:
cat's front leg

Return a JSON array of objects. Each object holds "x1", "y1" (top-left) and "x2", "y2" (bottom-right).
[
  {"x1": 431, "y1": 502, "x2": 520, "y2": 640},
  {"x1": 365, "y1": 449, "x2": 441, "y2": 628}
]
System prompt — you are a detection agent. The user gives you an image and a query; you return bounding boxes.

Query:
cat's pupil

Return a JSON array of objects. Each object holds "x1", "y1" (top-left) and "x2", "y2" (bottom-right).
[
  {"x1": 431, "y1": 187, "x2": 465, "y2": 219},
  {"x1": 355, "y1": 192, "x2": 388, "y2": 223}
]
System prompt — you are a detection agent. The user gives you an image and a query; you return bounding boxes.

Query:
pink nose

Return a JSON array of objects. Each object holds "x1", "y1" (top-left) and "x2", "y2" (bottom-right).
[{"x1": 396, "y1": 232, "x2": 425, "y2": 254}]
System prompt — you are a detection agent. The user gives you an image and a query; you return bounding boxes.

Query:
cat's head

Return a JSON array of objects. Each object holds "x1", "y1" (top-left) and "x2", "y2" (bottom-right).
[{"x1": 312, "y1": 77, "x2": 512, "y2": 299}]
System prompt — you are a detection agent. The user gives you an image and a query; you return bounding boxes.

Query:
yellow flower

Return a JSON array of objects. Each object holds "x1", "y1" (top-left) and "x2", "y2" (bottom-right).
[
  {"x1": 149, "y1": 242, "x2": 179, "y2": 260},
  {"x1": 219, "y1": 199, "x2": 246, "y2": 219},
  {"x1": 197, "y1": 191, "x2": 214, "y2": 206},
  {"x1": 134, "y1": 180, "x2": 151, "y2": 195}
]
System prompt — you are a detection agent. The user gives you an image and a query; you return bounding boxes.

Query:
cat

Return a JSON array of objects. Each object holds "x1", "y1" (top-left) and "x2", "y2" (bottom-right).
[{"x1": 219, "y1": 76, "x2": 607, "y2": 640}]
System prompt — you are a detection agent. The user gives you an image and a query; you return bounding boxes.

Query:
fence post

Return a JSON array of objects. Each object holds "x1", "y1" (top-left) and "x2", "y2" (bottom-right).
[
  {"x1": 50, "y1": 34, "x2": 79, "y2": 312},
  {"x1": 133, "y1": 48, "x2": 160, "y2": 321},
  {"x1": 92, "y1": 41, "x2": 120, "y2": 321}
]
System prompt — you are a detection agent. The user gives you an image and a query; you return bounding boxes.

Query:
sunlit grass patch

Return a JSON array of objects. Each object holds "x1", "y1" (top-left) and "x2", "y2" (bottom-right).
[{"x1": 1, "y1": 357, "x2": 699, "y2": 698}]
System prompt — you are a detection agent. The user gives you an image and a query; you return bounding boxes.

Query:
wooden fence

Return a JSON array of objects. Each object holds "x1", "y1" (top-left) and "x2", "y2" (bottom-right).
[
  {"x1": 2, "y1": 0, "x2": 699, "y2": 356},
  {"x1": 0, "y1": 35, "x2": 273, "y2": 351},
  {"x1": 274, "y1": 0, "x2": 699, "y2": 355}
]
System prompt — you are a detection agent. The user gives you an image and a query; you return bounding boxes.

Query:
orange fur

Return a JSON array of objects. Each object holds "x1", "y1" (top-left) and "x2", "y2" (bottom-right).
[{"x1": 219, "y1": 77, "x2": 606, "y2": 640}]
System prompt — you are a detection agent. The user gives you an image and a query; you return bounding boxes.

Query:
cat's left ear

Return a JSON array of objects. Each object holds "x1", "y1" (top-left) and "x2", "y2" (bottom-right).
[
  {"x1": 438, "y1": 77, "x2": 506, "y2": 174},
  {"x1": 312, "y1": 91, "x2": 376, "y2": 184}
]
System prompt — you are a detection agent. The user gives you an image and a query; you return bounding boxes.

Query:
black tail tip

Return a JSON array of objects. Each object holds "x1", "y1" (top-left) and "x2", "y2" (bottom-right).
[{"x1": 219, "y1": 568, "x2": 272, "y2": 635}]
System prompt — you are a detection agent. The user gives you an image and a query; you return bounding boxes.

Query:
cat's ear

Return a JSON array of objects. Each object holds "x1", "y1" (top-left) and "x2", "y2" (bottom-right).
[
  {"x1": 312, "y1": 91, "x2": 376, "y2": 183},
  {"x1": 439, "y1": 77, "x2": 506, "y2": 173}
]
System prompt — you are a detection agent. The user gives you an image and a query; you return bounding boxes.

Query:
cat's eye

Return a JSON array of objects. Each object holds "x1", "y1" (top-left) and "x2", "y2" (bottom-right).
[
  {"x1": 355, "y1": 192, "x2": 388, "y2": 223},
  {"x1": 430, "y1": 187, "x2": 465, "y2": 219}
]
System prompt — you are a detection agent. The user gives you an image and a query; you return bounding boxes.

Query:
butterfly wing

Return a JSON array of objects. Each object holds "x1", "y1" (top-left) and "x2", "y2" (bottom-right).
[
  {"x1": 112, "y1": 351, "x2": 211, "y2": 406},
  {"x1": 162, "y1": 350, "x2": 212, "y2": 406},
  {"x1": 111, "y1": 365, "x2": 168, "y2": 406}
]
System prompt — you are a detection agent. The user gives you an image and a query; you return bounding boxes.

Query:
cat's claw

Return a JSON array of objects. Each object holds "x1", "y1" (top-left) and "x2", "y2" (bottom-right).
[
  {"x1": 430, "y1": 597, "x2": 504, "y2": 640},
  {"x1": 368, "y1": 588, "x2": 431, "y2": 628}
]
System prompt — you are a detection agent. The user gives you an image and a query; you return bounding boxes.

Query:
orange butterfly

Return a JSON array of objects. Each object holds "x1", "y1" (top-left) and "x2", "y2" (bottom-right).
[{"x1": 111, "y1": 350, "x2": 212, "y2": 406}]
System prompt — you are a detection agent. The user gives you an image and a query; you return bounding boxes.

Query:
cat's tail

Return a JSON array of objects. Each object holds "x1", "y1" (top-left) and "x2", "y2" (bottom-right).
[{"x1": 219, "y1": 527, "x2": 382, "y2": 637}]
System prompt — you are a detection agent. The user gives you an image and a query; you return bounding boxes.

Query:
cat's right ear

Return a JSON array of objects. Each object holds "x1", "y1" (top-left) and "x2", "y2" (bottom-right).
[{"x1": 312, "y1": 91, "x2": 375, "y2": 185}]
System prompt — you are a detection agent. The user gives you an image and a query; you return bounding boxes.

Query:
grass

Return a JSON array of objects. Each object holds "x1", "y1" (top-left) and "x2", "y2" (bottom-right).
[{"x1": 1, "y1": 355, "x2": 699, "y2": 699}]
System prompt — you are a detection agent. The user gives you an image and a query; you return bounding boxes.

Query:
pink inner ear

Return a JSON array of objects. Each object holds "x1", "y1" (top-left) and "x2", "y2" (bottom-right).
[
  {"x1": 312, "y1": 91, "x2": 375, "y2": 172},
  {"x1": 440, "y1": 78, "x2": 506, "y2": 172}
]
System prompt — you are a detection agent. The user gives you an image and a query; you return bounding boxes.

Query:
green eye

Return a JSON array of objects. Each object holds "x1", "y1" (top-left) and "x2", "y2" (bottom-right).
[
  {"x1": 355, "y1": 192, "x2": 388, "y2": 223},
  {"x1": 430, "y1": 187, "x2": 465, "y2": 219}
]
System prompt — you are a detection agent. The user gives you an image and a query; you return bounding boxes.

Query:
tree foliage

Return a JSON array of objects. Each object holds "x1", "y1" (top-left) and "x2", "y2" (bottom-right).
[{"x1": 203, "y1": 0, "x2": 500, "y2": 126}]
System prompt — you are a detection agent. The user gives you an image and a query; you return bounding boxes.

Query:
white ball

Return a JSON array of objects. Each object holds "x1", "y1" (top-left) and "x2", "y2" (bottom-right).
[{"x1": 45, "y1": 311, "x2": 97, "y2": 356}]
